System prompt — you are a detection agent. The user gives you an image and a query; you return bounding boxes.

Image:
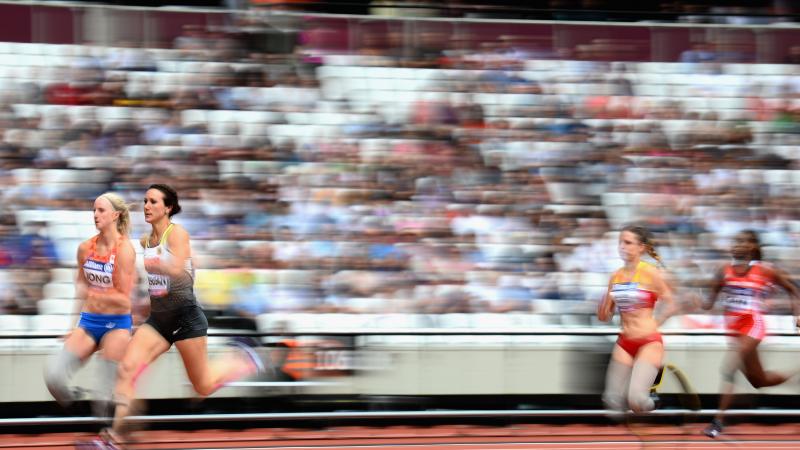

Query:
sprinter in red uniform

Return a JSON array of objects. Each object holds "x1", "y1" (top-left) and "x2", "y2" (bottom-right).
[
  {"x1": 703, "y1": 230, "x2": 800, "y2": 438},
  {"x1": 597, "y1": 225, "x2": 676, "y2": 415}
]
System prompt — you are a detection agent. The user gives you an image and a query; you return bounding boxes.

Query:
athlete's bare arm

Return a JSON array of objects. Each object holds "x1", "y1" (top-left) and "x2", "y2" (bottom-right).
[
  {"x1": 597, "y1": 276, "x2": 615, "y2": 323},
  {"x1": 144, "y1": 224, "x2": 191, "y2": 279},
  {"x1": 651, "y1": 265, "x2": 677, "y2": 326},
  {"x1": 702, "y1": 267, "x2": 726, "y2": 311},
  {"x1": 767, "y1": 265, "x2": 800, "y2": 327},
  {"x1": 75, "y1": 240, "x2": 91, "y2": 303}
]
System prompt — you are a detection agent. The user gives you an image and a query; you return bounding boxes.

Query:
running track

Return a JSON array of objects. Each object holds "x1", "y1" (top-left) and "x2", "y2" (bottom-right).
[{"x1": 3, "y1": 423, "x2": 800, "y2": 449}]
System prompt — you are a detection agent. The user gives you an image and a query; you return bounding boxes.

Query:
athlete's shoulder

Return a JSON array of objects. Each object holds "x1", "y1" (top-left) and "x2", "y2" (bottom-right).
[
  {"x1": 77, "y1": 236, "x2": 96, "y2": 254},
  {"x1": 117, "y1": 237, "x2": 136, "y2": 258},
  {"x1": 717, "y1": 263, "x2": 733, "y2": 276},
  {"x1": 638, "y1": 261, "x2": 663, "y2": 278},
  {"x1": 169, "y1": 222, "x2": 189, "y2": 232},
  {"x1": 640, "y1": 260, "x2": 659, "y2": 271},
  {"x1": 166, "y1": 223, "x2": 190, "y2": 240},
  {"x1": 751, "y1": 260, "x2": 777, "y2": 277},
  {"x1": 752, "y1": 260, "x2": 773, "y2": 270}
]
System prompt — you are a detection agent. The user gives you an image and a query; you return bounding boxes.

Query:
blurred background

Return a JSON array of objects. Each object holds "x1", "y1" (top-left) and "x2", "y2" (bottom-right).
[{"x1": 0, "y1": 0, "x2": 799, "y2": 415}]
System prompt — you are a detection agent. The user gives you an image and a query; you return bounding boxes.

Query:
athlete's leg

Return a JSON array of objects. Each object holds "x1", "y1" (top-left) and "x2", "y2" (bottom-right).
[
  {"x1": 110, "y1": 325, "x2": 170, "y2": 440},
  {"x1": 174, "y1": 335, "x2": 260, "y2": 397},
  {"x1": 715, "y1": 348, "x2": 740, "y2": 420},
  {"x1": 739, "y1": 336, "x2": 789, "y2": 388},
  {"x1": 44, "y1": 327, "x2": 97, "y2": 406},
  {"x1": 603, "y1": 344, "x2": 634, "y2": 414},
  {"x1": 94, "y1": 328, "x2": 130, "y2": 419},
  {"x1": 628, "y1": 341, "x2": 663, "y2": 414},
  {"x1": 707, "y1": 335, "x2": 771, "y2": 437}
]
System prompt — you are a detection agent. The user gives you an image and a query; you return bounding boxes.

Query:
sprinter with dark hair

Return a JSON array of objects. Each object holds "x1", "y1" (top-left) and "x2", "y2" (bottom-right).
[
  {"x1": 703, "y1": 230, "x2": 800, "y2": 438},
  {"x1": 99, "y1": 184, "x2": 264, "y2": 448}
]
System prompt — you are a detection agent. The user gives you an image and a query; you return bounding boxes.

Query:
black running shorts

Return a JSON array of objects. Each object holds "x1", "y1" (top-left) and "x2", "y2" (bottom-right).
[{"x1": 144, "y1": 304, "x2": 208, "y2": 345}]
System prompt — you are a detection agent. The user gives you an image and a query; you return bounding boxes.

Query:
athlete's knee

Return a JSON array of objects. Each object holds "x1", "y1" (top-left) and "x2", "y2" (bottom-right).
[
  {"x1": 628, "y1": 390, "x2": 655, "y2": 414},
  {"x1": 720, "y1": 363, "x2": 737, "y2": 383},
  {"x1": 194, "y1": 385, "x2": 214, "y2": 397},
  {"x1": 743, "y1": 371, "x2": 763, "y2": 388},
  {"x1": 44, "y1": 350, "x2": 82, "y2": 406},
  {"x1": 747, "y1": 371, "x2": 785, "y2": 388},
  {"x1": 741, "y1": 364, "x2": 768, "y2": 387},
  {"x1": 192, "y1": 381, "x2": 217, "y2": 397},
  {"x1": 602, "y1": 392, "x2": 625, "y2": 412},
  {"x1": 117, "y1": 359, "x2": 132, "y2": 378},
  {"x1": 627, "y1": 360, "x2": 659, "y2": 414},
  {"x1": 44, "y1": 369, "x2": 70, "y2": 406},
  {"x1": 116, "y1": 358, "x2": 141, "y2": 387},
  {"x1": 603, "y1": 359, "x2": 632, "y2": 412}
]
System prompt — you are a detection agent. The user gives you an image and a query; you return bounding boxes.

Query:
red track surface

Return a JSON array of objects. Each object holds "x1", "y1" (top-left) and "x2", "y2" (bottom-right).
[{"x1": 2, "y1": 423, "x2": 800, "y2": 449}]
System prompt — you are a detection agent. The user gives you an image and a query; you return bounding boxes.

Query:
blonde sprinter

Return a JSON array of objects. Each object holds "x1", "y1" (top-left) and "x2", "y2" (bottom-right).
[{"x1": 45, "y1": 193, "x2": 135, "y2": 419}]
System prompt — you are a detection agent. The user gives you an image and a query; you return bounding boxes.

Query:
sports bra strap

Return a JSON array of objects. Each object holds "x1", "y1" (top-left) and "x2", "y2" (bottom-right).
[
  {"x1": 160, "y1": 223, "x2": 175, "y2": 246},
  {"x1": 148, "y1": 223, "x2": 175, "y2": 249},
  {"x1": 631, "y1": 261, "x2": 647, "y2": 283},
  {"x1": 612, "y1": 261, "x2": 652, "y2": 284}
]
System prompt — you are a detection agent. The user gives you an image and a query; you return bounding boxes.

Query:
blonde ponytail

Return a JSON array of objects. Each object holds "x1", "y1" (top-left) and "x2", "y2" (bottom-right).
[{"x1": 99, "y1": 192, "x2": 132, "y2": 236}]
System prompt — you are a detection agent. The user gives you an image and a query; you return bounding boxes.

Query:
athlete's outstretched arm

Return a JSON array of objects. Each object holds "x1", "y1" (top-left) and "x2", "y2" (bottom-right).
[
  {"x1": 75, "y1": 241, "x2": 90, "y2": 303},
  {"x1": 597, "y1": 278, "x2": 615, "y2": 323},
  {"x1": 652, "y1": 266, "x2": 677, "y2": 326},
  {"x1": 702, "y1": 267, "x2": 725, "y2": 311},
  {"x1": 769, "y1": 266, "x2": 800, "y2": 327},
  {"x1": 70, "y1": 241, "x2": 92, "y2": 330}
]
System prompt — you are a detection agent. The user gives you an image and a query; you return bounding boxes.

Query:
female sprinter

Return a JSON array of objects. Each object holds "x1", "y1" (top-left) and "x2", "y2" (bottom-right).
[
  {"x1": 703, "y1": 229, "x2": 800, "y2": 438},
  {"x1": 102, "y1": 184, "x2": 263, "y2": 447},
  {"x1": 597, "y1": 225, "x2": 676, "y2": 416},
  {"x1": 45, "y1": 192, "x2": 135, "y2": 419}
]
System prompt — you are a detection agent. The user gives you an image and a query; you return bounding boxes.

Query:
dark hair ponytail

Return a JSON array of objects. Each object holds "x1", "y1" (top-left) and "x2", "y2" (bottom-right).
[{"x1": 148, "y1": 184, "x2": 182, "y2": 217}]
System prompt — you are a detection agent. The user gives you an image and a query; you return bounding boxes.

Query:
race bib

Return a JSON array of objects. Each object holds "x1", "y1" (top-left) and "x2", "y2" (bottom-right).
[
  {"x1": 147, "y1": 272, "x2": 170, "y2": 297},
  {"x1": 611, "y1": 282, "x2": 641, "y2": 312},
  {"x1": 722, "y1": 286, "x2": 755, "y2": 312},
  {"x1": 144, "y1": 247, "x2": 169, "y2": 297}
]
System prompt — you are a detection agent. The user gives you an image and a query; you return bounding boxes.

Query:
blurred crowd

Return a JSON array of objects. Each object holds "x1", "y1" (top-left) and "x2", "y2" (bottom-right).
[
  {"x1": 0, "y1": 17, "x2": 799, "y2": 325},
  {"x1": 248, "y1": 0, "x2": 800, "y2": 24}
]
